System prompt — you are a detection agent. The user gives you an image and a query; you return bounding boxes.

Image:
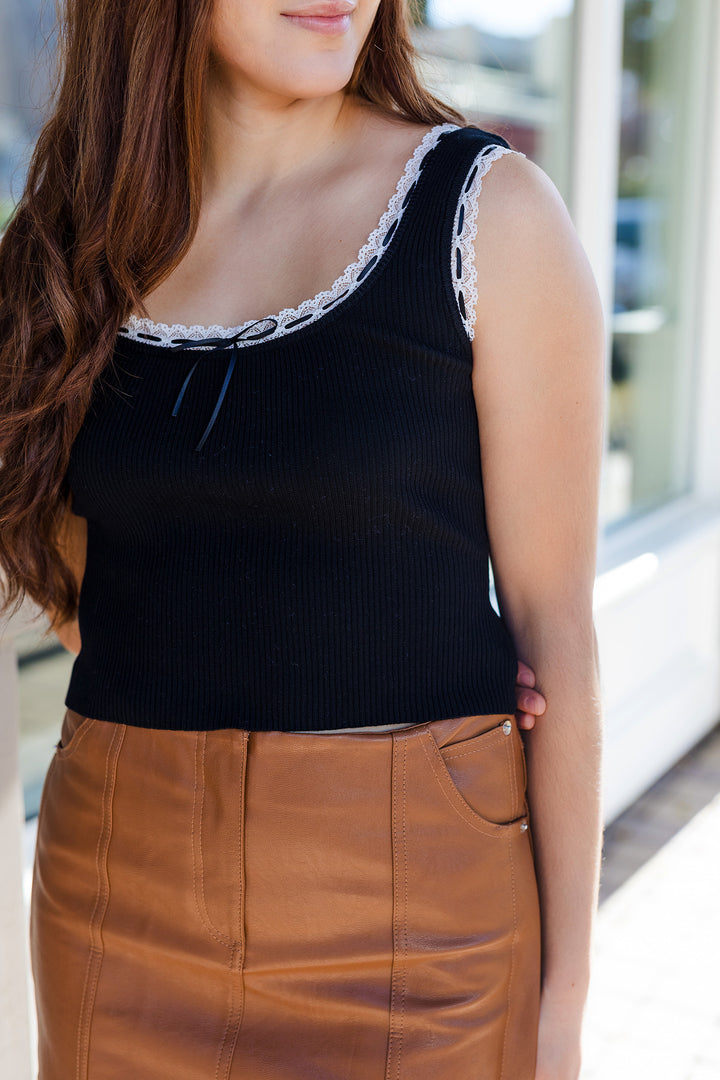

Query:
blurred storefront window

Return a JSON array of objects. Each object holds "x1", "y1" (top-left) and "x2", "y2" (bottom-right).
[
  {"x1": 0, "y1": 0, "x2": 55, "y2": 227},
  {"x1": 606, "y1": 0, "x2": 713, "y2": 524},
  {"x1": 413, "y1": 0, "x2": 576, "y2": 200}
]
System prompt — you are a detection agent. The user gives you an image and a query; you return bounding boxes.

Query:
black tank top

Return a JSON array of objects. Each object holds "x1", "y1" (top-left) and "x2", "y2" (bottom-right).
[{"x1": 64, "y1": 124, "x2": 521, "y2": 731}]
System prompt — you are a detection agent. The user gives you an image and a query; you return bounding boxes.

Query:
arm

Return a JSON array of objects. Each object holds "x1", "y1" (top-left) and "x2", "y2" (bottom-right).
[
  {"x1": 471, "y1": 154, "x2": 605, "y2": 1079},
  {"x1": 45, "y1": 505, "x2": 86, "y2": 655}
]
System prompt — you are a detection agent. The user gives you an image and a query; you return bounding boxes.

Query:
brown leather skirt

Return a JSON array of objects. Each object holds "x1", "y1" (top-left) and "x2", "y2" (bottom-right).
[{"x1": 30, "y1": 708, "x2": 541, "y2": 1079}]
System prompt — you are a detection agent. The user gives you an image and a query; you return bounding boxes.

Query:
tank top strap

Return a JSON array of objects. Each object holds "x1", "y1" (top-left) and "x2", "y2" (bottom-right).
[{"x1": 381, "y1": 125, "x2": 520, "y2": 354}]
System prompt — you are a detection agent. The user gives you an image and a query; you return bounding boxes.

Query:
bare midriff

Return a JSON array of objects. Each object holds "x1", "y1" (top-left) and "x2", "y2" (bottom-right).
[{"x1": 295, "y1": 715, "x2": 484, "y2": 734}]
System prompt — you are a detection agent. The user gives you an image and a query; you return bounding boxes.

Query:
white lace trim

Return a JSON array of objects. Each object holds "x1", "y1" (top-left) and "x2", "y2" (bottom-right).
[
  {"x1": 118, "y1": 122, "x2": 461, "y2": 350},
  {"x1": 452, "y1": 145, "x2": 525, "y2": 340}
]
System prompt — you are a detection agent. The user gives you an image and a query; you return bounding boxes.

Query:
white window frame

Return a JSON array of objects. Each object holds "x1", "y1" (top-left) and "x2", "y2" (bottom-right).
[{"x1": 572, "y1": 0, "x2": 720, "y2": 820}]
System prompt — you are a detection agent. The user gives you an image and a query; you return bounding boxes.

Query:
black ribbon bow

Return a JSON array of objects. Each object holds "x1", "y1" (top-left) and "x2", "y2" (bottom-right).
[{"x1": 168, "y1": 318, "x2": 278, "y2": 452}]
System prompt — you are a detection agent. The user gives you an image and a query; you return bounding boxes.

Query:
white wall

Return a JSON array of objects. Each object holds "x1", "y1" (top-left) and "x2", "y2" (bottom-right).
[{"x1": 596, "y1": 504, "x2": 720, "y2": 821}]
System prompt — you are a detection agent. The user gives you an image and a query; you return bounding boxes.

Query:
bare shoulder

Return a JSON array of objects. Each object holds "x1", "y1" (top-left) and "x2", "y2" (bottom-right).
[
  {"x1": 471, "y1": 151, "x2": 605, "y2": 348},
  {"x1": 345, "y1": 100, "x2": 436, "y2": 173},
  {"x1": 474, "y1": 151, "x2": 575, "y2": 251}
]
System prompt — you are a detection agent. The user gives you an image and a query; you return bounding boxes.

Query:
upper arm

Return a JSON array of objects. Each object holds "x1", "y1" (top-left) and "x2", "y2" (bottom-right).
[
  {"x1": 468, "y1": 153, "x2": 606, "y2": 636},
  {"x1": 46, "y1": 504, "x2": 87, "y2": 651},
  {"x1": 56, "y1": 503, "x2": 88, "y2": 597}
]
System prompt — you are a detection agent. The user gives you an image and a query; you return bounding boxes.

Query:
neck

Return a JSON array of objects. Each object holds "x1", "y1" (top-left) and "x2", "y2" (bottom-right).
[{"x1": 201, "y1": 75, "x2": 364, "y2": 207}]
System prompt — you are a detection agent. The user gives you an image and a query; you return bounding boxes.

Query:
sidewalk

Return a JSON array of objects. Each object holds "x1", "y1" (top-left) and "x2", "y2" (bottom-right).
[
  {"x1": 21, "y1": 713, "x2": 720, "y2": 1077},
  {"x1": 581, "y1": 720, "x2": 720, "y2": 1078}
]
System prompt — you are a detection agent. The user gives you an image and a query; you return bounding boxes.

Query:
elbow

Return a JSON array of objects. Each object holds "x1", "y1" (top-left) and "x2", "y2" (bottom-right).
[
  {"x1": 56, "y1": 621, "x2": 82, "y2": 656},
  {"x1": 501, "y1": 600, "x2": 599, "y2": 672}
]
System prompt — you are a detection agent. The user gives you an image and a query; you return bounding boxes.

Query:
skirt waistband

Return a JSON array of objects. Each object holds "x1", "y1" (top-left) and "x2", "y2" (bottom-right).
[{"x1": 61, "y1": 710, "x2": 509, "y2": 738}]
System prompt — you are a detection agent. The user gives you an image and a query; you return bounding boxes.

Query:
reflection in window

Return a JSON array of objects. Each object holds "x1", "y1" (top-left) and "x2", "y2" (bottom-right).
[
  {"x1": 413, "y1": 0, "x2": 576, "y2": 200},
  {"x1": 605, "y1": 0, "x2": 712, "y2": 524},
  {"x1": 0, "y1": 0, "x2": 56, "y2": 226}
]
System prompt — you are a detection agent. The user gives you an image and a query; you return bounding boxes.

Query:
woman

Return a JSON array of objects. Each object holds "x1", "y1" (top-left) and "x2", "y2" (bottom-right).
[{"x1": 0, "y1": 0, "x2": 604, "y2": 1077}]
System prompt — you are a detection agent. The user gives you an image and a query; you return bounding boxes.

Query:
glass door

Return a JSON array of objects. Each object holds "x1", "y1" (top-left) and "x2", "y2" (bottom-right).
[{"x1": 605, "y1": 0, "x2": 714, "y2": 524}]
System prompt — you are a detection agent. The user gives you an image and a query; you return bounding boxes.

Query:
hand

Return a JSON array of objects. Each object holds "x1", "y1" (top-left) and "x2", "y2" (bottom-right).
[{"x1": 515, "y1": 660, "x2": 546, "y2": 731}]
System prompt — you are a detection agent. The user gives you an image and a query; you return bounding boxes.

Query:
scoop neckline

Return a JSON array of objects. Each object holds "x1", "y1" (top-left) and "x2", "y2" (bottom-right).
[{"x1": 117, "y1": 122, "x2": 460, "y2": 352}]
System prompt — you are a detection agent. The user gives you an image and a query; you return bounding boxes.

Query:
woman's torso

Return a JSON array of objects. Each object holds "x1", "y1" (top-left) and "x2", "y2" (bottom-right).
[{"x1": 63, "y1": 115, "x2": 522, "y2": 732}]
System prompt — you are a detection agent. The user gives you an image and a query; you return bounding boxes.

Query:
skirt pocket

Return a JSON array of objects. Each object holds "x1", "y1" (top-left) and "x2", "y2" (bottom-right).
[
  {"x1": 54, "y1": 707, "x2": 96, "y2": 758},
  {"x1": 426, "y1": 713, "x2": 529, "y2": 834},
  {"x1": 386, "y1": 716, "x2": 540, "y2": 1079}
]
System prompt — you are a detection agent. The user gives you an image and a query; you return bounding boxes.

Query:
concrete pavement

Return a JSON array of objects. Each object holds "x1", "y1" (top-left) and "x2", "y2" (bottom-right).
[{"x1": 581, "y1": 720, "x2": 720, "y2": 1078}]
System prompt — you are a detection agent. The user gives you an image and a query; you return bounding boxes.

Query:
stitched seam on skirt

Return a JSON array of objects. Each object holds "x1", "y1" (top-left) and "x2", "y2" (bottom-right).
[
  {"x1": 235, "y1": 732, "x2": 247, "y2": 950},
  {"x1": 499, "y1": 834, "x2": 519, "y2": 1079},
  {"x1": 56, "y1": 715, "x2": 94, "y2": 761},
  {"x1": 386, "y1": 734, "x2": 408, "y2": 1078},
  {"x1": 420, "y1": 735, "x2": 510, "y2": 838},
  {"x1": 507, "y1": 732, "x2": 518, "y2": 819},
  {"x1": 400, "y1": 739, "x2": 409, "y2": 1076},
  {"x1": 237, "y1": 732, "x2": 248, "y2": 1045},
  {"x1": 192, "y1": 732, "x2": 236, "y2": 948},
  {"x1": 216, "y1": 731, "x2": 248, "y2": 1078},
  {"x1": 214, "y1": 944, "x2": 235, "y2": 1080},
  {"x1": 214, "y1": 942, "x2": 245, "y2": 1080},
  {"x1": 441, "y1": 733, "x2": 504, "y2": 761},
  {"x1": 75, "y1": 724, "x2": 125, "y2": 1080}
]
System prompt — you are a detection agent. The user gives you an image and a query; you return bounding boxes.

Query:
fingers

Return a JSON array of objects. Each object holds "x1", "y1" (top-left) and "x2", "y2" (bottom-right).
[
  {"x1": 516, "y1": 686, "x2": 546, "y2": 717},
  {"x1": 515, "y1": 662, "x2": 546, "y2": 732},
  {"x1": 515, "y1": 676, "x2": 547, "y2": 732},
  {"x1": 516, "y1": 660, "x2": 536, "y2": 688},
  {"x1": 516, "y1": 711, "x2": 535, "y2": 731}
]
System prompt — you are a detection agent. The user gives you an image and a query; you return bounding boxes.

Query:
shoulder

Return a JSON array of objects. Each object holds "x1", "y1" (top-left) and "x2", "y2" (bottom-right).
[
  {"x1": 472, "y1": 150, "x2": 575, "y2": 249},
  {"x1": 469, "y1": 152, "x2": 605, "y2": 346}
]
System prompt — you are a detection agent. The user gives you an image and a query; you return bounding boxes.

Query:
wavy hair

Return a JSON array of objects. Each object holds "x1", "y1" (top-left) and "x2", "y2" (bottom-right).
[{"x1": 0, "y1": 0, "x2": 465, "y2": 630}]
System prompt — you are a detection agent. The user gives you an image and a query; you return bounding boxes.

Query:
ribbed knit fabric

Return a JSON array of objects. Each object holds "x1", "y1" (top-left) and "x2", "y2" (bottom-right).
[{"x1": 64, "y1": 125, "x2": 520, "y2": 731}]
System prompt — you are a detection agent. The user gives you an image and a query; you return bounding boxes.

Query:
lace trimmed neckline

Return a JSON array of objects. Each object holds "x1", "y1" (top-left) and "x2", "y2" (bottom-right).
[{"x1": 118, "y1": 122, "x2": 460, "y2": 351}]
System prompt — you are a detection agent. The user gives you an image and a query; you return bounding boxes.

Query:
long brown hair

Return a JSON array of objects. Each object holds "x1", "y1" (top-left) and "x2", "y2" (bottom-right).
[{"x1": 0, "y1": 0, "x2": 465, "y2": 631}]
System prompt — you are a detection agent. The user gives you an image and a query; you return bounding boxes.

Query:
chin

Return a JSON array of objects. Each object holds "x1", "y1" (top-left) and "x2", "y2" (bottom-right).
[
  {"x1": 276, "y1": 69, "x2": 357, "y2": 99},
  {"x1": 238, "y1": 50, "x2": 360, "y2": 100}
]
